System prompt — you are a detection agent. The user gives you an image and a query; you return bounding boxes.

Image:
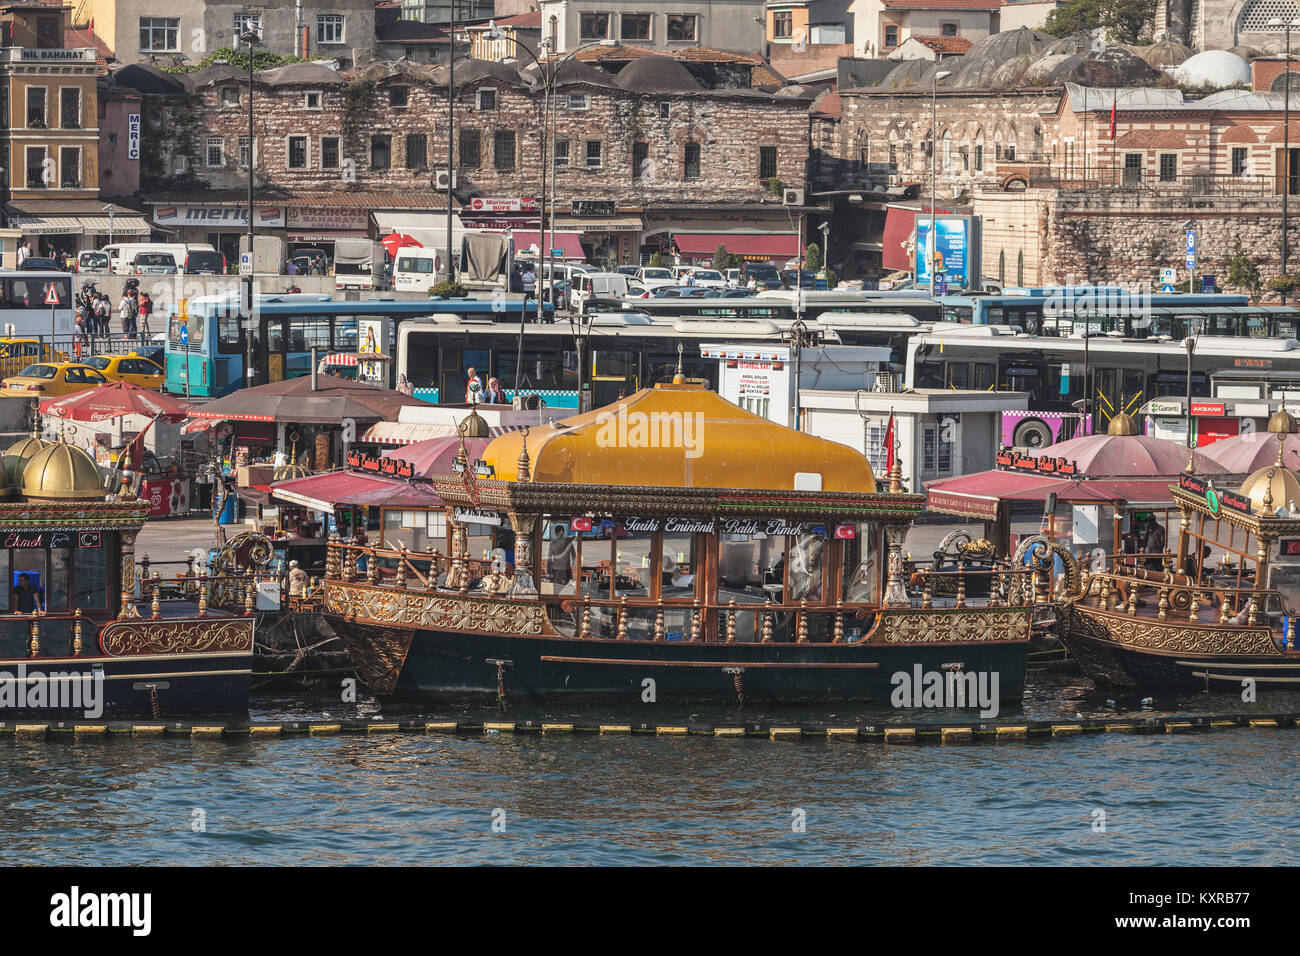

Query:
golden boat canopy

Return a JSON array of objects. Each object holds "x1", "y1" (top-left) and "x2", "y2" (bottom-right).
[
  {"x1": 481, "y1": 383, "x2": 877, "y2": 493},
  {"x1": 22, "y1": 438, "x2": 105, "y2": 500},
  {"x1": 1237, "y1": 409, "x2": 1300, "y2": 513}
]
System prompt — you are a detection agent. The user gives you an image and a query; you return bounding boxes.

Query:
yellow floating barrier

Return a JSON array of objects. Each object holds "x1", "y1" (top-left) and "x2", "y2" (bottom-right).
[
  {"x1": 424, "y1": 722, "x2": 459, "y2": 733},
  {"x1": 366, "y1": 723, "x2": 401, "y2": 734},
  {"x1": 599, "y1": 724, "x2": 631, "y2": 734},
  {"x1": 883, "y1": 727, "x2": 916, "y2": 743},
  {"x1": 308, "y1": 724, "x2": 341, "y2": 735},
  {"x1": 827, "y1": 727, "x2": 860, "y2": 738},
  {"x1": 656, "y1": 726, "x2": 688, "y2": 736},
  {"x1": 484, "y1": 722, "x2": 517, "y2": 733},
  {"x1": 1052, "y1": 724, "x2": 1083, "y2": 736},
  {"x1": 714, "y1": 727, "x2": 746, "y2": 737},
  {"x1": 996, "y1": 725, "x2": 1028, "y2": 739},
  {"x1": 770, "y1": 726, "x2": 803, "y2": 739},
  {"x1": 941, "y1": 727, "x2": 973, "y2": 741},
  {"x1": 541, "y1": 723, "x2": 574, "y2": 733}
]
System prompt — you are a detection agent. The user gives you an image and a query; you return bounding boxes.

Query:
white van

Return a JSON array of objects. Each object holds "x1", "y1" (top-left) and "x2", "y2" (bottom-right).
[
  {"x1": 103, "y1": 242, "x2": 215, "y2": 275},
  {"x1": 393, "y1": 247, "x2": 442, "y2": 293},
  {"x1": 572, "y1": 272, "x2": 630, "y2": 314}
]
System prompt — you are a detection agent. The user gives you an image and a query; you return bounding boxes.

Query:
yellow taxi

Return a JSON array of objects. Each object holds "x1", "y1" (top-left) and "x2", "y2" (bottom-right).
[
  {"x1": 1, "y1": 362, "x2": 109, "y2": 396},
  {"x1": 82, "y1": 353, "x2": 164, "y2": 389},
  {"x1": 0, "y1": 338, "x2": 66, "y2": 379}
]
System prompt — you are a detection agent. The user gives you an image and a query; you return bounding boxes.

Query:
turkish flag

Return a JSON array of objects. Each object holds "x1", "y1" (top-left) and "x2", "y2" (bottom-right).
[
  {"x1": 571, "y1": 517, "x2": 592, "y2": 532},
  {"x1": 834, "y1": 524, "x2": 856, "y2": 539},
  {"x1": 884, "y1": 410, "x2": 896, "y2": 475},
  {"x1": 1109, "y1": 96, "x2": 1117, "y2": 140}
]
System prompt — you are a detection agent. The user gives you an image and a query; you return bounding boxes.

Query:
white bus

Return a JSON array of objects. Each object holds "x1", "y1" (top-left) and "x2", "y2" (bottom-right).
[{"x1": 0, "y1": 270, "x2": 75, "y2": 337}]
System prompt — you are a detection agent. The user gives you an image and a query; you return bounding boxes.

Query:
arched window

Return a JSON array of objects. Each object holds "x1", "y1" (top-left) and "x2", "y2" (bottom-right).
[{"x1": 1239, "y1": 0, "x2": 1300, "y2": 32}]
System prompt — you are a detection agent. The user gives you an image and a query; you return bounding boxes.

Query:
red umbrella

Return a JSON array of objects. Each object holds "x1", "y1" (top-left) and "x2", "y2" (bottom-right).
[
  {"x1": 381, "y1": 232, "x2": 421, "y2": 257},
  {"x1": 40, "y1": 381, "x2": 192, "y2": 423}
]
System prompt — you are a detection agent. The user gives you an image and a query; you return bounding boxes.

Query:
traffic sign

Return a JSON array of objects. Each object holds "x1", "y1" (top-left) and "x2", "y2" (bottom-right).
[
  {"x1": 44, "y1": 283, "x2": 59, "y2": 305},
  {"x1": 1186, "y1": 230, "x2": 1196, "y2": 253},
  {"x1": 1161, "y1": 283, "x2": 1175, "y2": 293},
  {"x1": 1161, "y1": 268, "x2": 1176, "y2": 283},
  {"x1": 1201, "y1": 275, "x2": 1216, "y2": 293},
  {"x1": 180, "y1": 324, "x2": 189, "y2": 346}
]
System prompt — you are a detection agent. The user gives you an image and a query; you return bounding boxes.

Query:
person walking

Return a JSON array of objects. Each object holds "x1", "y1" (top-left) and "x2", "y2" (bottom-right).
[
  {"x1": 95, "y1": 293, "x2": 111, "y2": 337},
  {"x1": 118, "y1": 290, "x2": 134, "y2": 337},
  {"x1": 137, "y1": 292, "x2": 152, "y2": 344},
  {"x1": 464, "y1": 366, "x2": 484, "y2": 404},
  {"x1": 486, "y1": 377, "x2": 508, "y2": 404},
  {"x1": 16, "y1": 240, "x2": 30, "y2": 267},
  {"x1": 521, "y1": 266, "x2": 536, "y2": 300}
]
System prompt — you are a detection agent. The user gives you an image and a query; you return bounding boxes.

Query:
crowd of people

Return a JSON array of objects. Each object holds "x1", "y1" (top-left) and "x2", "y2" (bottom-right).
[
  {"x1": 74, "y1": 280, "x2": 152, "y2": 345},
  {"x1": 464, "y1": 366, "x2": 510, "y2": 404}
]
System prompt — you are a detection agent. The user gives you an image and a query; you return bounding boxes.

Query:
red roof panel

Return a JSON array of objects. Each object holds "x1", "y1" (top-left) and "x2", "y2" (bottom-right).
[{"x1": 674, "y1": 232, "x2": 800, "y2": 258}]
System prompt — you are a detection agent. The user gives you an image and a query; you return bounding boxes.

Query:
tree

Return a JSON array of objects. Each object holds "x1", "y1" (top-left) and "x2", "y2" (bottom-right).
[
  {"x1": 648, "y1": 250, "x2": 663, "y2": 268},
  {"x1": 1044, "y1": 0, "x2": 1155, "y2": 45},
  {"x1": 713, "y1": 244, "x2": 731, "y2": 272},
  {"x1": 161, "y1": 47, "x2": 302, "y2": 74},
  {"x1": 1267, "y1": 274, "x2": 1298, "y2": 297},
  {"x1": 1225, "y1": 242, "x2": 1262, "y2": 301},
  {"x1": 805, "y1": 242, "x2": 824, "y2": 273}
]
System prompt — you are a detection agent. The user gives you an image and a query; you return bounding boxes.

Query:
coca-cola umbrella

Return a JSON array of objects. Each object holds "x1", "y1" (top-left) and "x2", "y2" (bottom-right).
[
  {"x1": 381, "y1": 232, "x2": 421, "y2": 257},
  {"x1": 40, "y1": 381, "x2": 192, "y2": 423}
]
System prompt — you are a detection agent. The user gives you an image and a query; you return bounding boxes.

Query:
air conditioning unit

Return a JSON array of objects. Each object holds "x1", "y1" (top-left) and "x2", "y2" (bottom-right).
[
  {"x1": 513, "y1": 394, "x2": 542, "y2": 410},
  {"x1": 782, "y1": 188, "x2": 804, "y2": 206},
  {"x1": 433, "y1": 169, "x2": 457, "y2": 190}
]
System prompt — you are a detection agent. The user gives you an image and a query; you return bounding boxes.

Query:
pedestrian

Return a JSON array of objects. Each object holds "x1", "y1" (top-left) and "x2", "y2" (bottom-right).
[
  {"x1": 465, "y1": 366, "x2": 484, "y2": 404},
  {"x1": 288, "y1": 560, "x2": 308, "y2": 599},
  {"x1": 286, "y1": 260, "x2": 299, "y2": 276},
  {"x1": 16, "y1": 240, "x2": 30, "y2": 267},
  {"x1": 96, "y1": 293, "x2": 111, "y2": 336},
  {"x1": 123, "y1": 293, "x2": 138, "y2": 337},
  {"x1": 521, "y1": 266, "x2": 536, "y2": 299},
  {"x1": 118, "y1": 290, "x2": 134, "y2": 334},
  {"x1": 137, "y1": 292, "x2": 152, "y2": 343},
  {"x1": 486, "y1": 377, "x2": 508, "y2": 404}
]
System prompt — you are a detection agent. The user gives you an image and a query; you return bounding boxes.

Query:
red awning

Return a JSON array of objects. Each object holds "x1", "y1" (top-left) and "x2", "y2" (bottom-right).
[
  {"x1": 926, "y1": 471, "x2": 1177, "y2": 520},
  {"x1": 510, "y1": 231, "x2": 585, "y2": 260},
  {"x1": 271, "y1": 470, "x2": 443, "y2": 511},
  {"x1": 672, "y1": 233, "x2": 799, "y2": 260}
]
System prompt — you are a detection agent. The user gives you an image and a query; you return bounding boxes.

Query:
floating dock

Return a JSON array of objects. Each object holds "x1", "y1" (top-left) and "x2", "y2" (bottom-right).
[{"x1": 0, "y1": 712, "x2": 1295, "y2": 743}]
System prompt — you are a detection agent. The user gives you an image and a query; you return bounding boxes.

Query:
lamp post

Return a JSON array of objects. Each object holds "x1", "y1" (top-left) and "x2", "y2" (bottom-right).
[
  {"x1": 446, "y1": 6, "x2": 458, "y2": 283},
  {"x1": 927, "y1": 70, "x2": 952, "y2": 297},
  {"x1": 241, "y1": 28, "x2": 260, "y2": 388},
  {"x1": 1270, "y1": 17, "x2": 1300, "y2": 304}
]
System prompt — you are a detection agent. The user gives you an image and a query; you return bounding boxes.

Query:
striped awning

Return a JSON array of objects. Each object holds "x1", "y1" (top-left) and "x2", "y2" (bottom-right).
[
  {"x1": 7, "y1": 214, "x2": 151, "y2": 235},
  {"x1": 361, "y1": 420, "x2": 513, "y2": 445},
  {"x1": 79, "y1": 216, "x2": 151, "y2": 234}
]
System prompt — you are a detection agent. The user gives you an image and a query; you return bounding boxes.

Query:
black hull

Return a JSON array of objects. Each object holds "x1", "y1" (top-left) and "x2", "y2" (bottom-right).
[
  {"x1": 0, "y1": 651, "x2": 252, "y2": 716},
  {"x1": 331, "y1": 621, "x2": 1029, "y2": 707}
]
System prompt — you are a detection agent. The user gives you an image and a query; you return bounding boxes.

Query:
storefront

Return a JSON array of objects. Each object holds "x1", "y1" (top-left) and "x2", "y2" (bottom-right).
[
  {"x1": 641, "y1": 205, "x2": 805, "y2": 268},
  {"x1": 671, "y1": 231, "x2": 800, "y2": 266},
  {"x1": 5, "y1": 201, "x2": 151, "y2": 258},
  {"x1": 151, "y1": 202, "x2": 287, "y2": 266},
  {"x1": 286, "y1": 207, "x2": 369, "y2": 261},
  {"x1": 555, "y1": 202, "x2": 643, "y2": 269}
]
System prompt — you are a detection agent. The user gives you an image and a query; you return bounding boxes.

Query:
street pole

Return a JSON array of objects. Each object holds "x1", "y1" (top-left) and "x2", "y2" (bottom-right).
[
  {"x1": 241, "y1": 29, "x2": 259, "y2": 389},
  {"x1": 1185, "y1": 334, "x2": 1195, "y2": 472},
  {"x1": 1274, "y1": 17, "x2": 1298, "y2": 305},
  {"x1": 446, "y1": 3, "x2": 456, "y2": 283},
  {"x1": 927, "y1": 71, "x2": 951, "y2": 295}
]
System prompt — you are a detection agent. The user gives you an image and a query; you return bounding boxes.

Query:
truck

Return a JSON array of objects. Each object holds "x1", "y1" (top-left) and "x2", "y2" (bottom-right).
[
  {"x1": 334, "y1": 238, "x2": 386, "y2": 291},
  {"x1": 238, "y1": 235, "x2": 286, "y2": 278}
]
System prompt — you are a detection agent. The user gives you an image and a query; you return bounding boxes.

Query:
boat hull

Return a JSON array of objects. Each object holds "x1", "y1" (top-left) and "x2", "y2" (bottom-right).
[
  {"x1": 1059, "y1": 603, "x2": 1300, "y2": 693},
  {"x1": 325, "y1": 583, "x2": 1030, "y2": 706}
]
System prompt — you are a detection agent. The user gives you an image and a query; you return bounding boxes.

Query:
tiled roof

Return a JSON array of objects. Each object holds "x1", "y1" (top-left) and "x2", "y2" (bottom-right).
[
  {"x1": 571, "y1": 44, "x2": 658, "y2": 62},
  {"x1": 753, "y1": 63, "x2": 787, "y2": 88},
  {"x1": 65, "y1": 25, "x2": 112, "y2": 60},
  {"x1": 492, "y1": 11, "x2": 541, "y2": 29},
  {"x1": 913, "y1": 35, "x2": 974, "y2": 53},
  {"x1": 810, "y1": 90, "x2": 841, "y2": 118},
  {"x1": 881, "y1": 0, "x2": 1000, "y2": 8}
]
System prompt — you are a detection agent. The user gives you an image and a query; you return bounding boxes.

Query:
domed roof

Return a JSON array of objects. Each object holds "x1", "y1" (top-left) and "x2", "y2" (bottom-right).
[
  {"x1": 880, "y1": 58, "x2": 930, "y2": 89},
  {"x1": 22, "y1": 439, "x2": 104, "y2": 500},
  {"x1": 616, "y1": 56, "x2": 701, "y2": 93},
  {"x1": 480, "y1": 383, "x2": 876, "y2": 492},
  {"x1": 1200, "y1": 430, "x2": 1300, "y2": 473},
  {"x1": 458, "y1": 409, "x2": 490, "y2": 438},
  {"x1": 1024, "y1": 53, "x2": 1076, "y2": 86},
  {"x1": 1238, "y1": 465, "x2": 1300, "y2": 513},
  {"x1": 1140, "y1": 39, "x2": 1192, "y2": 68},
  {"x1": 1107, "y1": 411, "x2": 1139, "y2": 436},
  {"x1": 987, "y1": 55, "x2": 1035, "y2": 89},
  {"x1": 1081, "y1": 47, "x2": 1161, "y2": 85},
  {"x1": 1041, "y1": 431, "x2": 1225, "y2": 476},
  {"x1": 273, "y1": 460, "x2": 312, "y2": 481},
  {"x1": 1043, "y1": 32, "x2": 1097, "y2": 57},
  {"x1": 1227, "y1": 45, "x2": 1265, "y2": 61},
  {"x1": 950, "y1": 27, "x2": 1048, "y2": 88},
  {"x1": 1268, "y1": 408, "x2": 1298, "y2": 434},
  {"x1": 1171, "y1": 50, "x2": 1251, "y2": 88},
  {"x1": 4, "y1": 426, "x2": 51, "y2": 486}
]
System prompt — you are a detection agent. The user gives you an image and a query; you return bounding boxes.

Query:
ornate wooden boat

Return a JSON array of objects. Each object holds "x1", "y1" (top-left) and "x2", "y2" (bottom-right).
[
  {"x1": 322, "y1": 383, "x2": 1034, "y2": 707},
  {"x1": 0, "y1": 427, "x2": 255, "y2": 717},
  {"x1": 1059, "y1": 411, "x2": 1300, "y2": 693}
]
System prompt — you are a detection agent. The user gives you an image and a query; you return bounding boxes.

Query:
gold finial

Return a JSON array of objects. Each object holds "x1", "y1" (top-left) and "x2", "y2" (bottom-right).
[
  {"x1": 516, "y1": 426, "x2": 531, "y2": 482},
  {"x1": 28, "y1": 611, "x2": 39, "y2": 658},
  {"x1": 673, "y1": 342, "x2": 686, "y2": 384},
  {"x1": 72, "y1": 608, "x2": 83, "y2": 656},
  {"x1": 1264, "y1": 468, "x2": 1276, "y2": 512}
]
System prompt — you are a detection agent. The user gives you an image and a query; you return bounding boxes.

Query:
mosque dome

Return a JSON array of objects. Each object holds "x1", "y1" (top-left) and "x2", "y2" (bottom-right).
[
  {"x1": 1171, "y1": 50, "x2": 1251, "y2": 88},
  {"x1": 1139, "y1": 39, "x2": 1192, "y2": 68},
  {"x1": 880, "y1": 58, "x2": 930, "y2": 89},
  {"x1": 22, "y1": 440, "x2": 105, "y2": 500}
]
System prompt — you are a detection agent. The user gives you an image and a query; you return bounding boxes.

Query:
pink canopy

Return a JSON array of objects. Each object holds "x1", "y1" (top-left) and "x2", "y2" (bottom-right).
[
  {"x1": 1041, "y1": 432, "x2": 1225, "y2": 477},
  {"x1": 382, "y1": 435, "x2": 492, "y2": 478},
  {"x1": 1199, "y1": 431, "x2": 1300, "y2": 474}
]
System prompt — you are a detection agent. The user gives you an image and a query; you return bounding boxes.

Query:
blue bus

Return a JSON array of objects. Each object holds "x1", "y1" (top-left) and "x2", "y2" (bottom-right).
[{"x1": 165, "y1": 293, "x2": 549, "y2": 397}]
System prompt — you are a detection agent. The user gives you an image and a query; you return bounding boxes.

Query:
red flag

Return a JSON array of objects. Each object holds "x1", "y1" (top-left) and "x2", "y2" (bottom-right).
[
  {"x1": 884, "y1": 410, "x2": 896, "y2": 474},
  {"x1": 1109, "y1": 95, "x2": 1117, "y2": 140}
]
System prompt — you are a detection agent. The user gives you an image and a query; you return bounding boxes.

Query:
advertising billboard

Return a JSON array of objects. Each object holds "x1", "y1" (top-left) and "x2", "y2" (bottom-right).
[{"x1": 914, "y1": 216, "x2": 981, "y2": 290}]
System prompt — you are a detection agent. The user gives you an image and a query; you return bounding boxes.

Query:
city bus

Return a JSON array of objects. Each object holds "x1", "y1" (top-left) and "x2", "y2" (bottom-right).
[
  {"x1": 594, "y1": 291, "x2": 943, "y2": 325},
  {"x1": 164, "y1": 293, "x2": 550, "y2": 398},
  {"x1": 904, "y1": 326, "x2": 1300, "y2": 449},
  {"x1": 933, "y1": 291, "x2": 1272, "y2": 334},
  {"x1": 0, "y1": 271, "x2": 75, "y2": 338}
]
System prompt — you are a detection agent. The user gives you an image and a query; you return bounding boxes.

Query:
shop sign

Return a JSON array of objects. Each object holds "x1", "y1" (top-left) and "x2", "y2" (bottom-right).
[
  {"x1": 571, "y1": 200, "x2": 616, "y2": 217},
  {"x1": 153, "y1": 205, "x2": 286, "y2": 228},
  {"x1": 1280, "y1": 538, "x2": 1300, "y2": 556},
  {"x1": 719, "y1": 518, "x2": 826, "y2": 537},
  {"x1": 346, "y1": 449, "x2": 414, "y2": 479},
  {"x1": 1190, "y1": 401, "x2": 1226, "y2": 416},
  {"x1": 1148, "y1": 401, "x2": 1181, "y2": 416},
  {"x1": 468, "y1": 197, "x2": 538, "y2": 213},
  {"x1": 127, "y1": 113, "x2": 140, "y2": 160},
  {"x1": 1178, "y1": 475, "x2": 1251, "y2": 515},
  {"x1": 622, "y1": 517, "x2": 717, "y2": 533},
  {"x1": 1, "y1": 530, "x2": 100, "y2": 548},
  {"x1": 454, "y1": 507, "x2": 502, "y2": 527},
  {"x1": 286, "y1": 207, "x2": 367, "y2": 231},
  {"x1": 995, "y1": 450, "x2": 1079, "y2": 476}
]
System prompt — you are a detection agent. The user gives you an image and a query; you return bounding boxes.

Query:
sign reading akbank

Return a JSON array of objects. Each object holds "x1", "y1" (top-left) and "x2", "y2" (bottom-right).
[{"x1": 153, "y1": 205, "x2": 286, "y2": 228}]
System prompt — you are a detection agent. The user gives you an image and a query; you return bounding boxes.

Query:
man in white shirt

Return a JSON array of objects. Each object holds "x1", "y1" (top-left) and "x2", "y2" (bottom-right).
[
  {"x1": 16, "y1": 241, "x2": 30, "y2": 266},
  {"x1": 465, "y1": 366, "x2": 484, "y2": 404}
]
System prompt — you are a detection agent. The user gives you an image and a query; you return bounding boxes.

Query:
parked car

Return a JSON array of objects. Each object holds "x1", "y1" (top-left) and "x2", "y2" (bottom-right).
[
  {"x1": 76, "y1": 251, "x2": 111, "y2": 274},
  {"x1": 742, "y1": 263, "x2": 783, "y2": 290},
  {"x1": 616, "y1": 265, "x2": 640, "y2": 277},
  {"x1": 717, "y1": 288, "x2": 757, "y2": 298},
  {"x1": 132, "y1": 251, "x2": 177, "y2": 275},
  {"x1": 0, "y1": 339, "x2": 65, "y2": 379},
  {"x1": 2, "y1": 362, "x2": 108, "y2": 396},
  {"x1": 634, "y1": 266, "x2": 677, "y2": 290},
  {"x1": 184, "y1": 250, "x2": 226, "y2": 275},
  {"x1": 82, "y1": 353, "x2": 164, "y2": 389},
  {"x1": 572, "y1": 272, "x2": 632, "y2": 314},
  {"x1": 18, "y1": 256, "x2": 62, "y2": 272},
  {"x1": 672, "y1": 267, "x2": 728, "y2": 289},
  {"x1": 782, "y1": 269, "x2": 818, "y2": 290}
]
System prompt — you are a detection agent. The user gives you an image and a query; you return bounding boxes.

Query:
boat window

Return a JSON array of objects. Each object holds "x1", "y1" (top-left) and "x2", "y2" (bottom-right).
[
  {"x1": 615, "y1": 525, "x2": 653, "y2": 597},
  {"x1": 579, "y1": 522, "x2": 616, "y2": 600},
  {"x1": 72, "y1": 546, "x2": 107, "y2": 610},
  {"x1": 47, "y1": 548, "x2": 69, "y2": 611},
  {"x1": 787, "y1": 531, "x2": 826, "y2": 605},
  {"x1": 0, "y1": 549, "x2": 8, "y2": 611},
  {"x1": 539, "y1": 517, "x2": 577, "y2": 596},
  {"x1": 718, "y1": 531, "x2": 785, "y2": 608},
  {"x1": 661, "y1": 530, "x2": 697, "y2": 602},
  {"x1": 841, "y1": 523, "x2": 880, "y2": 603},
  {"x1": 462, "y1": 514, "x2": 497, "y2": 574},
  {"x1": 381, "y1": 509, "x2": 444, "y2": 553}
]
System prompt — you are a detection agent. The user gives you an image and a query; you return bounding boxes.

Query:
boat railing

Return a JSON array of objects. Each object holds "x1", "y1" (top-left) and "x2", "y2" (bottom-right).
[
  {"x1": 1076, "y1": 567, "x2": 1294, "y2": 627},
  {"x1": 909, "y1": 566, "x2": 1052, "y2": 606}
]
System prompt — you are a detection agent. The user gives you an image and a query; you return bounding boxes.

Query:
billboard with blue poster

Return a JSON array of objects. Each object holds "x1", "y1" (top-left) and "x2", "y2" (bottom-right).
[{"x1": 914, "y1": 216, "x2": 981, "y2": 290}]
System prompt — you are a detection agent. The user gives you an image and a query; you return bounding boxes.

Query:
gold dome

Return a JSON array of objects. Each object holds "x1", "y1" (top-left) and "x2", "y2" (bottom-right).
[
  {"x1": 1107, "y1": 412, "x2": 1139, "y2": 436},
  {"x1": 4, "y1": 426, "x2": 51, "y2": 486},
  {"x1": 1238, "y1": 466, "x2": 1300, "y2": 514},
  {"x1": 21, "y1": 440, "x2": 105, "y2": 500},
  {"x1": 458, "y1": 409, "x2": 490, "y2": 438},
  {"x1": 1268, "y1": 409, "x2": 1299, "y2": 435}
]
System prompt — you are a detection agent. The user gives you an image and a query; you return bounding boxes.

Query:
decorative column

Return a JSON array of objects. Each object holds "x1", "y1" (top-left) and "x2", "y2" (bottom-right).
[
  {"x1": 445, "y1": 517, "x2": 466, "y2": 590},
  {"x1": 507, "y1": 512, "x2": 538, "y2": 596},
  {"x1": 883, "y1": 524, "x2": 909, "y2": 607},
  {"x1": 119, "y1": 529, "x2": 140, "y2": 619}
]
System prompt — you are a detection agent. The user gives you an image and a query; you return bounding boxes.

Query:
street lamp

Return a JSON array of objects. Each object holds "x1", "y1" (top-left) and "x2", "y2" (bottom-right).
[
  {"x1": 928, "y1": 70, "x2": 952, "y2": 298},
  {"x1": 240, "y1": 27, "x2": 260, "y2": 387},
  {"x1": 1269, "y1": 16, "x2": 1300, "y2": 304}
]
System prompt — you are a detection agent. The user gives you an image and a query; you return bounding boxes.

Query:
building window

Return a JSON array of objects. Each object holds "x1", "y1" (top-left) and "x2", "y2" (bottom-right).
[
  {"x1": 317, "y1": 14, "x2": 345, "y2": 44},
  {"x1": 1232, "y1": 146, "x2": 1249, "y2": 177},
  {"x1": 666, "y1": 14, "x2": 697, "y2": 41},
  {"x1": 234, "y1": 12, "x2": 261, "y2": 38},
  {"x1": 25, "y1": 146, "x2": 46, "y2": 188},
  {"x1": 568, "y1": 94, "x2": 588, "y2": 110},
  {"x1": 773, "y1": 11, "x2": 793, "y2": 38},
  {"x1": 406, "y1": 133, "x2": 427, "y2": 169},
  {"x1": 553, "y1": 139, "x2": 569, "y2": 168},
  {"x1": 940, "y1": 22, "x2": 958, "y2": 36},
  {"x1": 140, "y1": 17, "x2": 179, "y2": 51},
  {"x1": 220, "y1": 86, "x2": 240, "y2": 109},
  {"x1": 632, "y1": 140, "x2": 649, "y2": 178},
  {"x1": 390, "y1": 86, "x2": 409, "y2": 108},
  {"x1": 884, "y1": 24, "x2": 898, "y2": 47},
  {"x1": 759, "y1": 145, "x2": 777, "y2": 180},
  {"x1": 684, "y1": 141, "x2": 700, "y2": 179},
  {"x1": 1122, "y1": 152, "x2": 1142, "y2": 184},
  {"x1": 371, "y1": 135, "x2": 392, "y2": 170},
  {"x1": 60, "y1": 147, "x2": 81, "y2": 187},
  {"x1": 478, "y1": 88, "x2": 497, "y2": 110},
  {"x1": 585, "y1": 139, "x2": 602, "y2": 169},
  {"x1": 460, "y1": 128, "x2": 481, "y2": 168},
  {"x1": 495, "y1": 130, "x2": 516, "y2": 170},
  {"x1": 288, "y1": 135, "x2": 309, "y2": 169},
  {"x1": 238, "y1": 135, "x2": 251, "y2": 169},
  {"x1": 921, "y1": 422, "x2": 954, "y2": 475},
  {"x1": 579, "y1": 13, "x2": 609, "y2": 39},
  {"x1": 659, "y1": 102, "x2": 670, "y2": 119},
  {"x1": 321, "y1": 136, "x2": 340, "y2": 168},
  {"x1": 1159, "y1": 152, "x2": 1177, "y2": 182},
  {"x1": 622, "y1": 13, "x2": 651, "y2": 40},
  {"x1": 975, "y1": 143, "x2": 983, "y2": 171},
  {"x1": 305, "y1": 90, "x2": 322, "y2": 109},
  {"x1": 60, "y1": 88, "x2": 80, "y2": 128},
  {"x1": 205, "y1": 136, "x2": 224, "y2": 168},
  {"x1": 26, "y1": 87, "x2": 46, "y2": 128}
]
